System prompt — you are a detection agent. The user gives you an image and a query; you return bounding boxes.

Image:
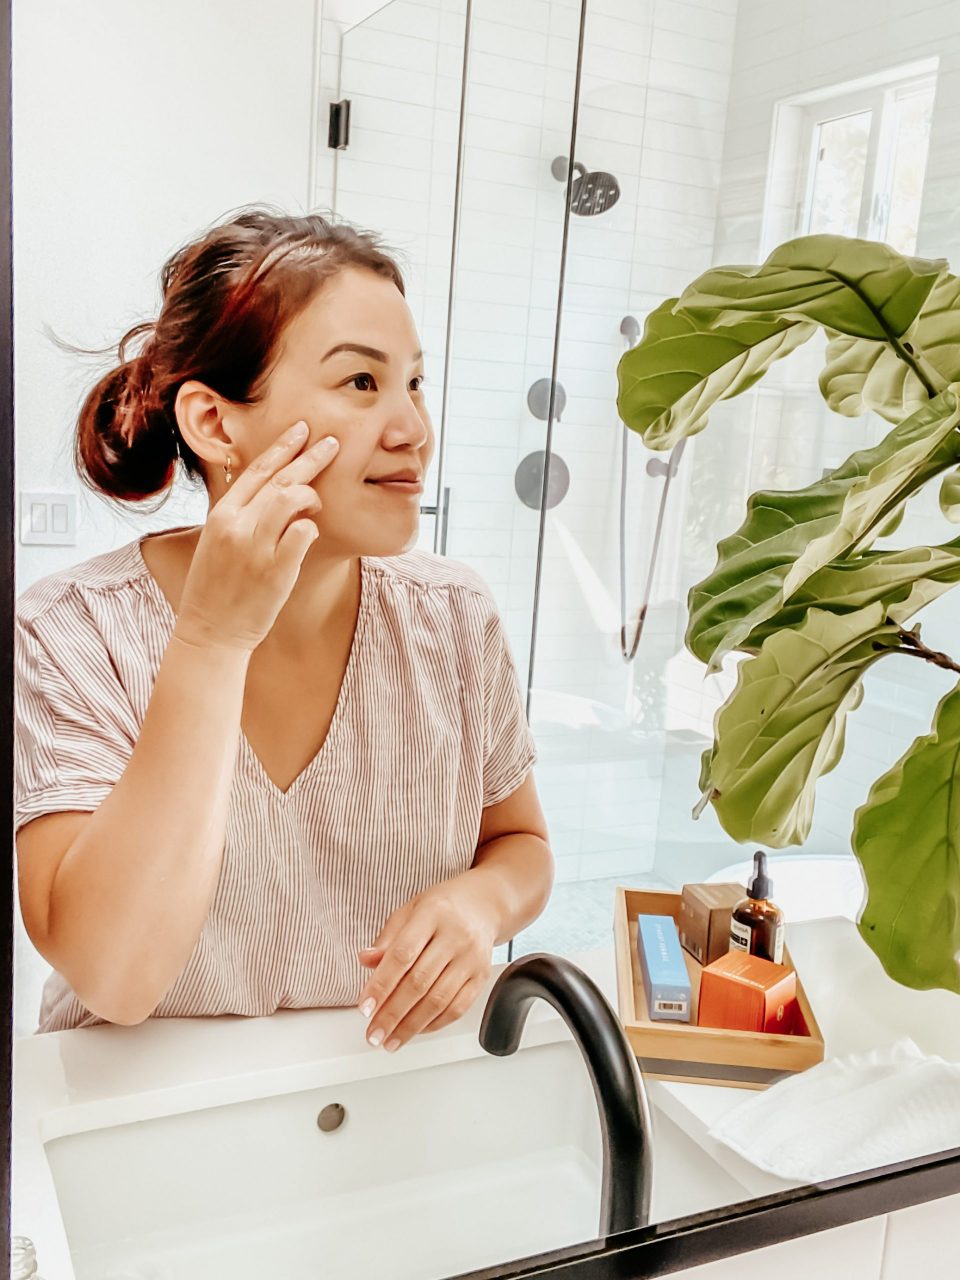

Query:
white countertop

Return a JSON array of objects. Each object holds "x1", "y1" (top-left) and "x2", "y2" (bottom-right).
[{"x1": 15, "y1": 922, "x2": 960, "y2": 1277}]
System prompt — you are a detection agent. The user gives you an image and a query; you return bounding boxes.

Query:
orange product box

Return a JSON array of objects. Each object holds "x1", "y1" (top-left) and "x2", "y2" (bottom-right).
[{"x1": 697, "y1": 949, "x2": 797, "y2": 1034}]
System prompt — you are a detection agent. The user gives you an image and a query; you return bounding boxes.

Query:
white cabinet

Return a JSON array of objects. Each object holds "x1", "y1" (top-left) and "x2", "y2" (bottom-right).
[
  {"x1": 664, "y1": 1193, "x2": 960, "y2": 1280},
  {"x1": 671, "y1": 1216, "x2": 886, "y2": 1280},
  {"x1": 880, "y1": 1192, "x2": 960, "y2": 1276}
]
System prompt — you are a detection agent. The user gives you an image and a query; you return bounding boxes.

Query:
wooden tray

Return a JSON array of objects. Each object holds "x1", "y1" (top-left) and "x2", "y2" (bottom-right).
[{"x1": 614, "y1": 887, "x2": 825, "y2": 1090}]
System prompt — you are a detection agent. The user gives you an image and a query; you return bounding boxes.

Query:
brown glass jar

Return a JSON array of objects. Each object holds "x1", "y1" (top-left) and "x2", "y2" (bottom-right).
[{"x1": 730, "y1": 851, "x2": 784, "y2": 964}]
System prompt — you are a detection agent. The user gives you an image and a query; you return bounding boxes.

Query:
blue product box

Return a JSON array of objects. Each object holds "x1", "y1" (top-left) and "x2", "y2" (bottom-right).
[{"x1": 636, "y1": 914, "x2": 692, "y2": 1023}]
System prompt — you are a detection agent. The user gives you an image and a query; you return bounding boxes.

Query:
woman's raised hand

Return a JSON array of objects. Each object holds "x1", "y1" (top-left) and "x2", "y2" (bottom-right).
[{"x1": 175, "y1": 421, "x2": 339, "y2": 652}]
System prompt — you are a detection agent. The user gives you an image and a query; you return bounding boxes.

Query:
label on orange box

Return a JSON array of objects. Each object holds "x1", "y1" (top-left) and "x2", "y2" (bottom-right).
[{"x1": 697, "y1": 949, "x2": 797, "y2": 1034}]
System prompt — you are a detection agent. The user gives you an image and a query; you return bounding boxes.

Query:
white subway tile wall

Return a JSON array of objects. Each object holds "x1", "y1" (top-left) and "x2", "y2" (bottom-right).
[
  {"x1": 316, "y1": 0, "x2": 960, "y2": 910},
  {"x1": 314, "y1": 0, "x2": 734, "y2": 893},
  {"x1": 504, "y1": 0, "x2": 734, "y2": 888}
]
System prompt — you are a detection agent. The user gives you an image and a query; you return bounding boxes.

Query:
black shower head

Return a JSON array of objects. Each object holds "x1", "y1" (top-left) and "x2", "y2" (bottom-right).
[{"x1": 551, "y1": 155, "x2": 620, "y2": 216}]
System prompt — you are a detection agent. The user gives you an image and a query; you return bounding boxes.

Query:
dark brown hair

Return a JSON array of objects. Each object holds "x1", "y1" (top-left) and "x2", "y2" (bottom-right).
[{"x1": 68, "y1": 207, "x2": 405, "y2": 507}]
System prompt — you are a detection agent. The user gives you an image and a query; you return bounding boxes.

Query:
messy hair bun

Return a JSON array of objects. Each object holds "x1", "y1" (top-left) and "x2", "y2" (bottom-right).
[
  {"x1": 75, "y1": 322, "x2": 178, "y2": 503},
  {"x1": 71, "y1": 205, "x2": 405, "y2": 506}
]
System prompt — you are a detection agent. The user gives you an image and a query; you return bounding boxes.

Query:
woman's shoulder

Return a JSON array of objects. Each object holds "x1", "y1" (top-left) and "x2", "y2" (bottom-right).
[
  {"x1": 364, "y1": 550, "x2": 497, "y2": 609},
  {"x1": 16, "y1": 537, "x2": 146, "y2": 631}
]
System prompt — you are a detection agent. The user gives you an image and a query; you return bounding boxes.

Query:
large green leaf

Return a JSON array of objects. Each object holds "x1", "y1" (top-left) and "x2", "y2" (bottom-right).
[
  {"x1": 688, "y1": 388, "x2": 960, "y2": 671},
  {"x1": 940, "y1": 467, "x2": 960, "y2": 522},
  {"x1": 854, "y1": 684, "x2": 960, "y2": 994},
  {"x1": 700, "y1": 605, "x2": 899, "y2": 847},
  {"x1": 744, "y1": 539, "x2": 960, "y2": 647},
  {"x1": 616, "y1": 300, "x2": 816, "y2": 451},
  {"x1": 678, "y1": 236, "x2": 945, "y2": 341},
  {"x1": 819, "y1": 274, "x2": 960, "y2": 422},
  {"x1": 905, "y1": 271, "x2": 960, "y2": 384},
  {"x1": 819, "y1": 330, "x2": 932, "y2": 423}
]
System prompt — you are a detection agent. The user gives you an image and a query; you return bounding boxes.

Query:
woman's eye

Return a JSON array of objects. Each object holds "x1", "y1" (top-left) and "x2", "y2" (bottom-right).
[{"x1": 347, "y1": 372, "x2": 425, "y2": 392}]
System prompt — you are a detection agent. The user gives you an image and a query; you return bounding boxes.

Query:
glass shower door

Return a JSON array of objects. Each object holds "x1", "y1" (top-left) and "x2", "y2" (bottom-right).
[
  {"x1": 323, "y1": 0, "x2": 585, "y2": 963},
  {"x1": 508, "y1": 1, "x2": 691, "y2": 956},
  {"x1": 332, "y1": 0, "x2": 468, "y2": 553},
  {"x1": 431, "y1": 0, "x2": 585, "y2": 699}
]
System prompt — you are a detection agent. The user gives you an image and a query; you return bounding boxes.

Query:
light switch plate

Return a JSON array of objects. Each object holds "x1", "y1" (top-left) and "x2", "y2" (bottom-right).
[{"x1": 19, "y1": 491, "x2": 78, "y2": 546}]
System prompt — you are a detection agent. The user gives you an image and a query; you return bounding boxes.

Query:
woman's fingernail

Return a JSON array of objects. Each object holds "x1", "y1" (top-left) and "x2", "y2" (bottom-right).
[
  {"x1": 384, "y1": 1038, "x2": 401, "y2": 1053},
  {"x1": 316, "y1": 435, "x2": 339, "y2": 451},
  {"x1": 290, "y1": 421, "x2": 308, "y2": 437},
  {"x1": 368, "y1": 1028, "x2": 384, "y2": 1047},
  {"x1": 360, "y1": 998, "x2": 375, "y2": 1018}
]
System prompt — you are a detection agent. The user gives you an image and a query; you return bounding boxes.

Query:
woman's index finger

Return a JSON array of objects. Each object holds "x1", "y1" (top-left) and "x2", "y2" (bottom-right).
[{"x1": 218, "y1": 421, "x2": 312, "y2": 504}]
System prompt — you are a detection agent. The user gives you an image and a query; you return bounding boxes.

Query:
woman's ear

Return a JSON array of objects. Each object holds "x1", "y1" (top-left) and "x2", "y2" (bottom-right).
[{"x1": 174, "y1": 380, "x2": 234, "y2": 466}]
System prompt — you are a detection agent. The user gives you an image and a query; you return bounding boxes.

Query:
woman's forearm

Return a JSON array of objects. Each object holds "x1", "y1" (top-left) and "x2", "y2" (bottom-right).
[
  {"x1": 42, "y1": 628, "x2": 252, "y2": 1024},
  {"x1": 466, "y1": 832, "x2": 555, "y2": 946}
]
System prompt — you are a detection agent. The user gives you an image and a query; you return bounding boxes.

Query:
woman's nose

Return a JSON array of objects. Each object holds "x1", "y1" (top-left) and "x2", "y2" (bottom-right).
[{"x1": 382, "y1": 399, "x2": 431, "y2": 450}]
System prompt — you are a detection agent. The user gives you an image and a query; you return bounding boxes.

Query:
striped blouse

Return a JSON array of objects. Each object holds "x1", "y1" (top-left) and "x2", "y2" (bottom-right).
[{"x1": 14, "y1": 531, "x2": 537, "y2": 1033}]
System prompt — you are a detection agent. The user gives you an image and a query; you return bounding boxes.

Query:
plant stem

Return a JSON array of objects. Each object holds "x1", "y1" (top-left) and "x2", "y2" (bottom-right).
[
  {"x1": 895, "y1": 627, "x2": 960, "y2": 676},
  {"x1": 825, "y1": 269, "x2": 943, "y2": 398},
  {"x1": 888, "y1": 334, "x2": 942, "y2": 399},
  {"x1": 911, "y1": 346, "x2": 950, "y2": 397}
]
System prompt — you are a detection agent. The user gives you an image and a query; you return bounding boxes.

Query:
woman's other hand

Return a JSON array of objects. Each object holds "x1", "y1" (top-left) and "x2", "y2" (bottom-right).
[
  {"x1": 356, "y1": 876, "x2": 499, "y2": 1052},
  {"x1": 356, "y1": 775, "x2": 554, "y2": 1052}
]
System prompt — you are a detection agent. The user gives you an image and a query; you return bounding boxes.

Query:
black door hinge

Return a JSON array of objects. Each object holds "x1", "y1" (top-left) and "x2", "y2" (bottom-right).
[{"x1": 328, "y1": 99, "x2": 351, "y2": 150}]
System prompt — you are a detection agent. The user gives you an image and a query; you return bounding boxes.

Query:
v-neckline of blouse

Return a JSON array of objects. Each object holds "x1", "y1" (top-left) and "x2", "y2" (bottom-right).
[{"x1": 131, "y1": 527, "x2": 372, "y2": 801}]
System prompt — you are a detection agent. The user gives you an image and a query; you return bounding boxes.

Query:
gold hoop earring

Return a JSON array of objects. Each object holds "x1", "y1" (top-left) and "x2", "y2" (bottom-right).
[{"x1": 224, "y1": 456, "x2": 233, "y2": 486}]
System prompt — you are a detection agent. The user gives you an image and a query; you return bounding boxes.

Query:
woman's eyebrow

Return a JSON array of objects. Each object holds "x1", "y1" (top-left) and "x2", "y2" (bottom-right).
[{"x1": 321, "y1": 343, "x2": 424, "y2": 363}]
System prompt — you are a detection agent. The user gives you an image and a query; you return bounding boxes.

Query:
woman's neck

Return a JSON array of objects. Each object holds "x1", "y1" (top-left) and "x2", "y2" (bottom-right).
[{"x1": 269, "y1": 550, "x2": 361, "y2": 657}]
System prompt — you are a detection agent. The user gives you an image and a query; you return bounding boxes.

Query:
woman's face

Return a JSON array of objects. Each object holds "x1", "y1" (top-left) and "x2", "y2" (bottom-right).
[{"x1": 232, "y1": 266, "x2": 434, "y2": 559}]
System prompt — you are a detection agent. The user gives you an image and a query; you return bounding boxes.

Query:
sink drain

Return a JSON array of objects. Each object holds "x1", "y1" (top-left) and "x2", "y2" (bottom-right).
[{"x1": 316, "y1": 1103, "x2": 346, "y2": 1133}]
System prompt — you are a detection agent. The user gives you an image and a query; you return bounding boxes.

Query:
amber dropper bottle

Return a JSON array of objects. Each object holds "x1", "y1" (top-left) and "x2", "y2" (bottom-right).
[{"x1": 730, "y1": 851, "x2": 785, "y2": 964}]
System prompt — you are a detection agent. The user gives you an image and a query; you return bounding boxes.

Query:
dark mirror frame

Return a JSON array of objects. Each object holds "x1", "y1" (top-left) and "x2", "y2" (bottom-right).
[
  {"x1": 3, "y1": 0, "x2": 14, "y2": 1260},
  {"x1": 3, "y1": 6, "x2": 960, "y2": 1276}
]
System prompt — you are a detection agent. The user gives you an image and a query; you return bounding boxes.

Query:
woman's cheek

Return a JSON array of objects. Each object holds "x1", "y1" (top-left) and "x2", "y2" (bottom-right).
[
  {"x1": 307, "y1": 393, "x2": 354, "y2": 437},
  {"x1": 315, "y1": 430, "x2": 364, "y2": 495}
]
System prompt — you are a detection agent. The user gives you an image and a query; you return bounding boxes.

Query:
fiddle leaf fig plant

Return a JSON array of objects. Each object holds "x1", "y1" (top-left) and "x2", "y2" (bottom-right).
[
  {"x1": 616, "y1": 234, "x2": 960, "y2": 996},
  {"x1": 688, "y1": 389, "x2": 960, "y2": 672}
]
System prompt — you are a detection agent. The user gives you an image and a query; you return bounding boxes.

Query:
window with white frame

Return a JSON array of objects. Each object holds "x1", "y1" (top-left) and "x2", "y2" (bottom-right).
[{"x1": 763, "y1": 61, "x2": 938, "y2": 256}]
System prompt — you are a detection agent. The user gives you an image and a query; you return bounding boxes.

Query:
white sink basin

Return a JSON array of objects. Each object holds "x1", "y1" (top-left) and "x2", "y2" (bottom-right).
[
  {"x1": 45, "y1": 1038, "x2": 603, "y2": 1280},
  {"x1": 17, "y1": 950, "x2": 754, "y2": 1280}
]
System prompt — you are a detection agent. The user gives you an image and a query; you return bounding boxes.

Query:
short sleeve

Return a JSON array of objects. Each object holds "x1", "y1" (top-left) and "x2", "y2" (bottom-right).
[
  {"x1": 481, "y1": 599, "x2": 538, "y2": 808},
  {"x1": 14, "y1": 613, "x2": 135, "y2": 835}
]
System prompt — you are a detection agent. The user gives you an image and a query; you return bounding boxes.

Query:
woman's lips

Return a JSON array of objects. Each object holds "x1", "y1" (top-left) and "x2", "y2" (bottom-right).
[{"x1": 366, "y1": 478, "x2": 423, "y2": 496}]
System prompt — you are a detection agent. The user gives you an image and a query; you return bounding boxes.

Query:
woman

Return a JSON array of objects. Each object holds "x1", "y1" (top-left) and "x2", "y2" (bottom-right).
[{"x1": 14, "y1": 208, "x2": 554, "y2": 1043}]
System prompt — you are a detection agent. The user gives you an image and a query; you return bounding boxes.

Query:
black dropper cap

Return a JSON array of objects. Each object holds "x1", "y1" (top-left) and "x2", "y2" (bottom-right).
[{"x1": 747, "y1": 850, "x2": 772, "y2": 901}]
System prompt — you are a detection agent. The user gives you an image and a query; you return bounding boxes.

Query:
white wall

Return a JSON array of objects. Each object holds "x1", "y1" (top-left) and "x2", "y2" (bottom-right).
[
  {"x1": 12, "y1": 0, "x2": 320, "y2": 1034},
  {"x1": 13, "y1": 0, "x2": 320, "y2": 593}
]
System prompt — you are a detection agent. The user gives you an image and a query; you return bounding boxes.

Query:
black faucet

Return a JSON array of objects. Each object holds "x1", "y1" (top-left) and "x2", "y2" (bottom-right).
[{"x1": 479, "y1": 953, "x2": 653, "y2": 1235}]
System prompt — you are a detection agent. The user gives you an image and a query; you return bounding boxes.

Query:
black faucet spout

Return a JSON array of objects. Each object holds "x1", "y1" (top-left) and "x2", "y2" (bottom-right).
[{"x1": 479, "y1": 953, "x2": 653, "y2": 1235}]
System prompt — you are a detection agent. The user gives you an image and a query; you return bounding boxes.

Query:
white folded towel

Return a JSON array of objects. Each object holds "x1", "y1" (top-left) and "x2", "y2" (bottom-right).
[{"x1": 707, "y1": 1039, "x2": 960, "y2": 1183}]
